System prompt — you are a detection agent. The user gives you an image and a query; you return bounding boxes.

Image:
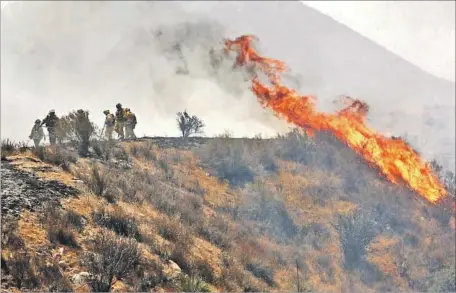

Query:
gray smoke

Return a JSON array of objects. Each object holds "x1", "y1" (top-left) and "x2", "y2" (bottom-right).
[{"x1": 0, "y1": 1, "x2": 290, "y2": 142}]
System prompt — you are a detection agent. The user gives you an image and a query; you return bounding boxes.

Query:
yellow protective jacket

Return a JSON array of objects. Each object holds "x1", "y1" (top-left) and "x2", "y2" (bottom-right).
[{"x1": 124, "y1": 111, "x2": 137, "y2": 127}]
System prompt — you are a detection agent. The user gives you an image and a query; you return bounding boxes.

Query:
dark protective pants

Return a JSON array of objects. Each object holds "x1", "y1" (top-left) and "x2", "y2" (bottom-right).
[
  {"x1": 48, "y1": 128, "x2": 57, "y2": 145},
  {"x1": 33, "y1": 139, "x2": 41, "y2": 148},
  {"x1": 78, "y1": 131, "x2": 90, "y2": 157}
]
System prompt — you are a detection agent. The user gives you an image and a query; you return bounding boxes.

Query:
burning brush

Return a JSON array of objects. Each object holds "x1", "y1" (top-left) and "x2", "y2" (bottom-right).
[{"x1": 224, "y1": 35, "x2": 447, "y2": 204}]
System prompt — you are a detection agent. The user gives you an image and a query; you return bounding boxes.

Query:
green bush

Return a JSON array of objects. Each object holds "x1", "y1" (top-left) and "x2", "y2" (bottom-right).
[{"x1": 177, "y1": 274, "x2": 211, "y2": 292}]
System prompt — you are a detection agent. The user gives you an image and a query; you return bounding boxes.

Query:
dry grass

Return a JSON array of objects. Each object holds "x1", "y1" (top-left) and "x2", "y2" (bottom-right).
[{"x1": 3, "y1": 134, "x2": 455, "y2": 292}]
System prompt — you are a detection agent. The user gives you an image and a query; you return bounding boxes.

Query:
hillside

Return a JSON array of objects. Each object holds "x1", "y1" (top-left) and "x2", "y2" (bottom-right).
[{"x1": 1, "y1": 134, "x2": 455, "y2": 292}]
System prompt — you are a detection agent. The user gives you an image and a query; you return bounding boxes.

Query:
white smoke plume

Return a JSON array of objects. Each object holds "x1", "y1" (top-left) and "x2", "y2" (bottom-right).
[{"x1": 1, "y1": 1, "x2": 289, "y2": 142}]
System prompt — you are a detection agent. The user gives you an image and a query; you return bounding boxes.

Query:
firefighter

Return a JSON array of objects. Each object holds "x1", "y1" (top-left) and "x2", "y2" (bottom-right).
[
  {"x1": 115, "y1": 103, "x2": 125, "y2": 139},
  {"x1": 124, "y1": 108, "x2": 137, "y2": 139},
  {"x1": 40, "y1": 109, "x2": 59, "y2": 145},
  {"x1": 75, "y1": 109, "x2": 94, "y2": 157},
  {"x1": 29, "y1": 119, "x2": 45, "y2": 148},
  {"x1": 103, "y1": 110, "x2": 116, "y2": 141}
]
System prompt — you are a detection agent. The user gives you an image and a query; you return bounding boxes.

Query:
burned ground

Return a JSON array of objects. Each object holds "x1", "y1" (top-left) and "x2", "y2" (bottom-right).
[{"x1": 1, "y1": 159, "x2": 80, "y2": 218}]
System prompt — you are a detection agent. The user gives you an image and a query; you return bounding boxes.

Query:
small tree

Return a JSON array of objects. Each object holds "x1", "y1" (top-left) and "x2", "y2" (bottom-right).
[
  {"x1": 176, "y1": 111, "x2": 204, "y2": 139},
  {"x1": 55, "y1": 110, "x2": 97, "y2": 157},
  {"x1": 443, "y1": 170, "x2": 455, "y2": 199}
]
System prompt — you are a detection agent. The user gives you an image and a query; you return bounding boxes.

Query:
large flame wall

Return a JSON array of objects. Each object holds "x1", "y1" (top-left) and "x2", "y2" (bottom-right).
[{"x1": 225, "y1": 35, "x2": 447, "y2": 204}]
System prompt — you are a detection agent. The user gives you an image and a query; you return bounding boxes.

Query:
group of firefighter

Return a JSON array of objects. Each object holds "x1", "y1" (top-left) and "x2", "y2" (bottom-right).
[
  {"x1": 29, "y1": 103, "x2": 137, "y2": 149},
  {"x1": 104, "y1": 103, "x2": 137, "y2": 141}
]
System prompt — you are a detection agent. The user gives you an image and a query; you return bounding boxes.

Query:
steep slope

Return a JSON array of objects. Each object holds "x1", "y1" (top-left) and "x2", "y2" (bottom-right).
[{"x1": 1, "y1": 135, "x2": 455, "y2": 292}]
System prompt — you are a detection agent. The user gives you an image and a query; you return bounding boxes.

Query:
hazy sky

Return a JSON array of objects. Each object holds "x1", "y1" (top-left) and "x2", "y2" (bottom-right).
[
  {"x1": 3, "y1": 1, "x2": 454, "y2": 82},
  {"x1": 302, "y1": 1, "x2": 456, "y2": 82}
]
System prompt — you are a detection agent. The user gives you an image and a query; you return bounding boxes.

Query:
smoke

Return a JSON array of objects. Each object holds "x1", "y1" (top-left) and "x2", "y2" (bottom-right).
[
  {"x1": 1, "y1": 1, "x2": 454, "y2": 171},
  {"x1": 1, "y1": 1, "x2": 289, "y2": 143}
]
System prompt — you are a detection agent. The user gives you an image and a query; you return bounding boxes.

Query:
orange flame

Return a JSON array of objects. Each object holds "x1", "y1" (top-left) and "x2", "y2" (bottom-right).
[{"x1": 225, "y1": 35, "x2": 447, "y2": 204}]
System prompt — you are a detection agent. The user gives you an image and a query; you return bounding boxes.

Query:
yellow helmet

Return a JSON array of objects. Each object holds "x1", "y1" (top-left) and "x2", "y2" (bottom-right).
[{"x1": 103, "y1": 110, "x2": 110, "y2": 115}]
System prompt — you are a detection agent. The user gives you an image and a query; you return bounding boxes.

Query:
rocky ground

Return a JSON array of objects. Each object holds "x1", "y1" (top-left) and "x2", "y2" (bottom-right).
[{"x1": 1, "y1": 159, "x2": 80, "y2": 218}]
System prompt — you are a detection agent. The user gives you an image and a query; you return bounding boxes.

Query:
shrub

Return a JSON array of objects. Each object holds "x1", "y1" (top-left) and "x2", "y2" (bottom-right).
[
  {"x1": 219, "y1": 263, "x2": 245, "y2": 291},
  {"x1": 89, "y1": 164, "x2": 107, "y2": 196},
  {"x1": 1, "y1": 219, "x2": 25, "y2": 250},
  {"x1": 217, "y1": 130, "x2": 232, "y2": 138},
  {"x1": 443, "y1": 170, "x2": 456, "y2": 199},
  {"x1": 41, "y1": 205, "x2": 85, "y2": 233},
  {"x1": 41, "y1": 204, "x2": 79, "y2": 247},
  {"x1": 17, "y1": 141, "x2": 30, "y2": 153},
  {"x1": 40, "y1": 203, "x2": 62, "y2": 224},
  {"x1": 85, "y1": 164, "x2": 115, "y2": 203},
  {"x1": 243, "y1": 282, "x2": 265, "y2": 292},
  {"x1": 83, "y1": 231, "x2": 141, "y2": 292},
  {"x1": 6, "y1": 251, "x2": 40, "y2": 289},
  {"x1": 239, "y1": 184, "x2": 298, "y2": 241},
  {"x1": 130, "y1": 141, "x2": 157, "y2": 161},
  {"x1": 246, "y1": 261, "x2": 276, "y2": 287},
  {"x1": 199, "y1": 215, "x2": 232, "y2": 249},
  {"x1": 177, "y1": 274, "x2": 211, "y2": 292},
  {"x1": 151, "y1": 241, "x2": 174, "y2": 261},
  {"x1": 187, "y1": 179, "x2": 206, "y2": 196},
  {"x1": 158, "y1": 157, "x2": 174, "y2": 180},
  {"x1": 176, "y1": 111, "x2": 205, "y2": 139},
  {"x1": 431, "y1": 160, "x2": 456, "y2": 199},
  {"x1": 34, "y1": 146, "x2": 78, "y2": 171},
  {"x1": 1, "y1": 139, "x2": 17, "y2": 157},
  {"x1": 91, "y1": 140, "x2": 117, "y2": 160},
  {"x1": 299, "y1": 223, "x2": 332, "y2": 250},
  {"x1": 428, "y1": 266, "x2": 456, "y2": 292},
  {"x1": 275, "y1": 128, "x2": 316, "y2": 164},
  {"x1": 156, "y1": 217, "x2": 194, "y2": 249},
  {"x1": 38, "y1": 259, "x2": 73, "y2": 292},
  {"x1": 259, "y1": 150, "x2": 278, "y2": 172},
  {"x1": 194, "y1": 259, "x2": 216, "y2": 284},
  {"x1": 136, "y1": 261, "x2": 167, "y2": 291},
  {"x1": 336, "y1": 210, "x2": 379, "y2": 270},
  {"x1": 33, "y1": 146, "x2": 46, "y2": 161},
  {"x1": 153, "y1": 193, "x2": 179, "y2": 216},
  {"x1": 47, "y1": 224, "x2": 79, "y2": 248},
  {"x1": 107, "y1": 168, "x2": 151, "y2": 203},
  {"x1": 63, "y1": 210, "x2": 86, "y2": 232},
  {"x1": 170, "y1": 246, "x2": 193, "y2": 274},
  {"x1": 93, "y1": 207, "x2": 141, "y2": 241},
  {"x1": 201, "y1": 139, "x2": 255, "y2": 187},
  {"x1": 175, "y1": 195, "x2": 204, "y2": 227}
]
